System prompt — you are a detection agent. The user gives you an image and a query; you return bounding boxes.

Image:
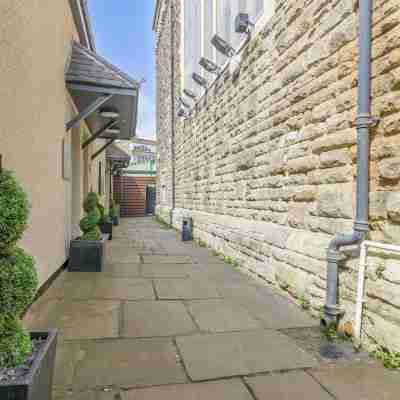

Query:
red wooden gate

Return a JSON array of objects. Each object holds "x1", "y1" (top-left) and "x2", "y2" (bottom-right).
[{"x1": 114, "y1": 175, "x2": 157, "y2": 217}]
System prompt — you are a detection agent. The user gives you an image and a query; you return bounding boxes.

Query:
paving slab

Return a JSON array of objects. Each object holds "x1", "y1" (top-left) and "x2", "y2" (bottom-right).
[
  {"x1": 310, "y1": 363, "x2": 400, "y2": 400},
  {"x1": 141, "y1": 263, "x2": 195, "y2": 278},
  {"x1": 71, "y1": 339, "x2": 187, "y2": 390},
  {"x1": 154, "y1": 279, "x2": 221, "y2": 300},
  {"x1": 103, "y1": 263, "x2": 141, "y2": 277},
  {"x1": 187, "y1": 299, "x2": 262, "y2": 333},
  {"x1": 107, "y1": 250, "x2": 141, "y2": 263},
  {"x1": 57, "y1": 301, "x2": 120, "y2": 340},
  {"x1": 42, "y1": 272, "x2": 97, "y2": 300},
  {"x1": 245, "y1": 371, "x2": 334, "y2": 400},
  {"x1": 122, "y1": 301, "x2": 197, "y2": 337},
  {"x1": 230, "y1": 290, "x2": 317, "y2": 329},
  {"x1": 175, "y1": 330, "x2": 317, "y2": 381},
  {"x1": 142, "y1": 255, "x2": 193, "y2": 264},
  {"x1": 121, "y1": 379, "x2": 253, "y2": 400},
  {"x1": 93, "y1": 278, "x2": 155, "y2": 300}
]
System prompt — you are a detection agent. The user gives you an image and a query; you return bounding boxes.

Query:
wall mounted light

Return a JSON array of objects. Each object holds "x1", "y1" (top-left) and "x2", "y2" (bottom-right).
[
  {"x1": 184, "y1": 88, "x2": 197, "y2": 100},
  {"x1": 235, "y1": 13, "x2": 255, "y2": 34},
  {"x1": 199, "y1": 57, "x2": 220, "y2": 74},
  {"x1": 99, "y1": 108, "x2": 120, "y2": 119},
  {"x1": 106, "y1": 128, "x2": 121, "y2": 135},
  {"x1": 211, "y1": 34, "x2": 235, "y2": 57},
  {"x1": 192, "y1": 72, "x2": 208, "y2": 88},
  {"x1": 179, "y1": 97, "x2": 191, "y2": 109}
]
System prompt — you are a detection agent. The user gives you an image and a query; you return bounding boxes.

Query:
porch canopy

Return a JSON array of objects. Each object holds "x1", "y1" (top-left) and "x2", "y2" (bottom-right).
[
  {"x1": 66, "y1": 41, "x2": 139, "y2": 147},
  {"x1": 106, "y1": 143, "x2": 131, "y2": 173}
]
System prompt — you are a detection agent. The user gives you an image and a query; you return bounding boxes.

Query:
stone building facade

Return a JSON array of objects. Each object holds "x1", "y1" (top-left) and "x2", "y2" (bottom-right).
[{"x1": 154, "y1": 0, "x2": 400, "y2": 350}]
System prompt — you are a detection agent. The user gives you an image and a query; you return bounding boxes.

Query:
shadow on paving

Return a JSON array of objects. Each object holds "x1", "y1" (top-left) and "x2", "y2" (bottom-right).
[{"x1": 24, "y1": 217, "x2": 400, "y2": 399}]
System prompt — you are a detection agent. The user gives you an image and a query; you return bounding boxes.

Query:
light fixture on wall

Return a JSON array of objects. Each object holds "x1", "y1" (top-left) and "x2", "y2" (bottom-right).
[
  {"x1": 199, "y1": 57, "x2": 221, "y2": 74},
  {"x1": 192, "y1": 72, "x2": 208, "y2": 89},
  {"x1": 99, "y1": 107, "x2": 120, "y2": 119},
  {"x1": 179, "y1": 97, "x2": 191, "y2": 109},
  {"x1": 184, "y1": 88, "x2": 197, "y2": 100},
  {"x1": 106, "y1": 128, "x2": 120, "y2": 136},
  {"x1": 235, "y1": 13, "x2": 255, "y2": 34},
  {"x1": 177, "y1": 106, "x2": 189, "y2": 118},
  {"x1": 211, "y1": 34, "x2": 235, "y2": 57}
]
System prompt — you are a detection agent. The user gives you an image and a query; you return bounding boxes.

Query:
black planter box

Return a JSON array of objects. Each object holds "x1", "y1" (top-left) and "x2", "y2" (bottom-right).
[
  {"x1": 112, "y1": 215, "x2": 119, "y2": 226},
  {"x1": 0, "y1": 330, "x2": 57, "y2": 400},
  {"x1": 99, "y1": 222, "x2": 113, "y2": 240},
  {"x1": 68, "y1": 236, "x2": 106, "y2": 272}
]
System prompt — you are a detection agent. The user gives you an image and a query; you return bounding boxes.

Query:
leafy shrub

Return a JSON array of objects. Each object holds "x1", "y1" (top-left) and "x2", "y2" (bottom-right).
[
  {"x1": 0, "y1": 247, "x2": 37, "y2": 316},
  {"x1": 0, "y1": 171, "x2": 30, "y2": 255},
  {"x1": 0, "y1": 317, "x2": 33, "y2": 368},
  {"x1": 0, "y1": 170, "x2": 38, "y2": 368},
  {"x1": 80, "y1": 192, "x2": 101, "y2": 241}
]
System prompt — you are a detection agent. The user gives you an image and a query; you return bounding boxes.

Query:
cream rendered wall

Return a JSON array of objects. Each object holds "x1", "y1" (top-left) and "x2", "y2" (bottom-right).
[{"x1": 0, "y1": 0, "x2": 84, "y2": 285}]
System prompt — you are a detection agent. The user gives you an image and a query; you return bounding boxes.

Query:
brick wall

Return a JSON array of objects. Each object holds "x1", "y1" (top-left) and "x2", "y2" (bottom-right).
[{"x1": 155, "y1": 0, "x2": 400, "y2": 351}]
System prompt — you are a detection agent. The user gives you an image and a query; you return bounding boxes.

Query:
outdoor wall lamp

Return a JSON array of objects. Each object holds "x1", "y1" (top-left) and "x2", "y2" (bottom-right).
[
  {"x1": 179, "y1": 97, "x2": 191, "y2": 109},
  {"x1": 192, "y1": 72, "x2": 208, "y2": 88},
  {"x1": 177, "y1": 106, "x2": 189, "y2": 118},
  {"x1": 235, "y1": 13, "x2": 255, "y2": 34},
  {"x1": 99, "y1": 107, "x2": 120, "y2": 119},
  {"x1": 106, "y1": 128, "x2": 121, "y2": 135},
  {"x1": 199, "y1": 57, "x2": 220, "y2": 74},
  {"x1": 211, "y1": 34, "x2": 235, "y2": 57},
  {"x1": 184, "y1": 88, "x2": 197, "y2": 100}
]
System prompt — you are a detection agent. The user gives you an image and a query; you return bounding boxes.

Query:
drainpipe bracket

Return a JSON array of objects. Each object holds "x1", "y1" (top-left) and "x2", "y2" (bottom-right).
[
  {"x1": 356, "y1": 114, "x2": 380, "y2": 129},
  {"x1": 324, "y1": 304, "x2": 345, "y2": 318},
  {"x1": 354, "y1": 220, "x2": 369, "y2": 233}
]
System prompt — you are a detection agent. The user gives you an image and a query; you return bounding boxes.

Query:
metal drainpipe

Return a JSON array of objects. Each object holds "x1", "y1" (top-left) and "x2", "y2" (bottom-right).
[
  {"x1": 323, "y1": 0, "x2": 376, "y2": 326},
  {"x1": 170, "y1": 0, "x2": 176, "y2": 226}
]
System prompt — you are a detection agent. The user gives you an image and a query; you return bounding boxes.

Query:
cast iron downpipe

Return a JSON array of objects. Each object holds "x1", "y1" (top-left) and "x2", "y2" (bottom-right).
[{"x1": 324, "y1": 0, "x2": 375, "y2": 326}]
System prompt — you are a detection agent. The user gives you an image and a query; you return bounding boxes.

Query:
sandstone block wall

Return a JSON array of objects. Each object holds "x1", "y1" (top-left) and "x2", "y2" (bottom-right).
[{"x1": 155, "y1": 0, "x2": 400, "y2": 350}]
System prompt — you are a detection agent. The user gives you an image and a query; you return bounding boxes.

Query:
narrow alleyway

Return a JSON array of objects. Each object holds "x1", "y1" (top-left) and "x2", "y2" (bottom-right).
[{"x1": 24, "y1": 218, "x2": 399, "y2": 399}]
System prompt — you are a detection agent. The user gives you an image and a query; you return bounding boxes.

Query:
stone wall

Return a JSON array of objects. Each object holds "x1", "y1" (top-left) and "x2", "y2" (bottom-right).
[{"x1": 155, "y1": 0, "x2": 400, "y2": 351}]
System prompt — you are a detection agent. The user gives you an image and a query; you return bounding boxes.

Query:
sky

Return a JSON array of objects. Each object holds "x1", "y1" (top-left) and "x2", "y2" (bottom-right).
[{"x1": 88, "y1": 0, "x2": 157, "y2": 140}]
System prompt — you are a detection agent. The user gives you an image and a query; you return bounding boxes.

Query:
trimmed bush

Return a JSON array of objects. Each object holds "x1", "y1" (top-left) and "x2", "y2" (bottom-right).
[
  {"x1": 0, "y1": 171, "x2": 30, "y2": 255},
  {"x1": 0, "y1": 317, "x2": 33, "y2": 368},
  {"x1": 0, "y1": 170, "x2": 38, "y2": 368},
  {"x1": 80, "y1": 192, "x2": 102, "y2": 241}
]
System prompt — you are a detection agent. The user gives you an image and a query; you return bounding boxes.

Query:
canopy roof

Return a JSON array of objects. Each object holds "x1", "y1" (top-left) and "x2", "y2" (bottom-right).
[{"x1": 66, "y1": 41, "x2": 139, "y2": 141}]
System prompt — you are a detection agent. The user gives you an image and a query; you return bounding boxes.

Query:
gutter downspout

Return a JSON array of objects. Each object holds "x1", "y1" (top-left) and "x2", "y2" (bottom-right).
[
  {"x1": 170, "y1": 0, "x2": 176, "y2": 226},
  {"x1": 324, "y1": 0, "x2": 376, "y2": 326}
]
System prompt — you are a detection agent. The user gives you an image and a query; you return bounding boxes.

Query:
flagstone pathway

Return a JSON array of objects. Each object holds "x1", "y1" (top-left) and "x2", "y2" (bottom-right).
[{"x1": 24, "y1": 217, "x2": 400, "y2": 399}]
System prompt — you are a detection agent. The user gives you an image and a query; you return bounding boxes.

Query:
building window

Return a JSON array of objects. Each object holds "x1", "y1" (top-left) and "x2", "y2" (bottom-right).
[
  {"x1": 181, "y1": 0, "x2": 275, "y2": 95},
  {"x1": 98, "y1": 161, "x2": 103, "y2": 195}
]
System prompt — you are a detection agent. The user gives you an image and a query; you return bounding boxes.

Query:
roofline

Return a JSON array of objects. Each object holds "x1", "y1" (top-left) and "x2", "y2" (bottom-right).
[
  {"x1": 152, "y1": 0, "x2": 162, "y2": 31},
  {"x1": 69, "y1": 0, "x2": 96, "y2": 51}
]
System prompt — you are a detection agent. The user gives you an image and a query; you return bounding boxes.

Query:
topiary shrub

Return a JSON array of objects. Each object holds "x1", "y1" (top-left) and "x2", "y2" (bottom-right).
[
  {"x1": 0, "y1": 170, "x2": 38, "y2": 368},
  {"x1": 80, "y1": 192, "x2": 102, "y2": 241}
]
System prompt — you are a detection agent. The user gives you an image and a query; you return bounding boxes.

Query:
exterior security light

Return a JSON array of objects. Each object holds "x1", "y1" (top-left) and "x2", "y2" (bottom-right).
[
  {"x1": 177, "y1": 107, "x2": 189, "y2": 118},
  {"x1": 235, "y1": 13, "x2": 254, "y2": 34},
  {"x1": 184, "y1": 88, "x2": 197, "y2": 99},
  {"x1": 99, "y1": 108, "x2": 120, "y2": 119},
  {"x1": 211, "y1": 34, "x2": 235, "y2": 57},
  {"x1": 192, "y1": 72, "x2": 208, "y2": 88},
  {"x1": 179, "y1": 97, "x2": 191, "y2": 109},
  {"x1": 199, "y1": 57, "x2": 220, "y2": 74},
  {"x1": 106, "y1": 128, "x2": 120, "y2": 135}
]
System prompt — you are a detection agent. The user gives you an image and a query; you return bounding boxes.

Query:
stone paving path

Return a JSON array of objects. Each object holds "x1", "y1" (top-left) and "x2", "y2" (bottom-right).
[{"x1": 24, "y1": 218, "x2": 400, "y2": 399}]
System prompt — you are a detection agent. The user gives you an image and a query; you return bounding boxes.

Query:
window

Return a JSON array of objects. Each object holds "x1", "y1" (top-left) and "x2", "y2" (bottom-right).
[
  {"x1": 181, "y1": 1, "x2": 275, "y2": 96},
  {"x1": 98, "y1": 161, "x2": 103, "y2": 195}
]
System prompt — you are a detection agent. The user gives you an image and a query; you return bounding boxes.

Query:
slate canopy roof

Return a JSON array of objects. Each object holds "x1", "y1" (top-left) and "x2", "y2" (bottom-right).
[{"x1": 66, "y1": 41, "x2": 139, "y2": 141}]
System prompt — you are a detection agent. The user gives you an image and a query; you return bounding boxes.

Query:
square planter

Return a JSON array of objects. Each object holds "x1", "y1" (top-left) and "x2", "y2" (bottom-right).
[
  {"x1": 68, "y1": 236, "x2": 106, "y2": 272},
  {"x1": 99, "y1": 222, "x2": 113, "y2": 240},
  {"x1": 0, "y1": 330, "x2": 58, "y2": 400}
]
